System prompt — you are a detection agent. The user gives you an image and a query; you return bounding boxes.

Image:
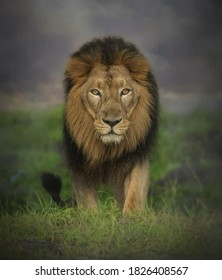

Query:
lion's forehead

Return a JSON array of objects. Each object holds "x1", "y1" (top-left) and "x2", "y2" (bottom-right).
[{"x1": 89, "y1": 64, "x2": 132, "y2": 89}]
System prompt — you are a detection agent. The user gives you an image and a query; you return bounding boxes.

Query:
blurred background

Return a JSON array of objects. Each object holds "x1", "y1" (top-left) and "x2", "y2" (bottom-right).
[
  {"x1": 1, "y1": 0, "x2": 222, "y2": 203},
  {"x1": 0, "y1": 0, "x2": 221, "y2": 112}
]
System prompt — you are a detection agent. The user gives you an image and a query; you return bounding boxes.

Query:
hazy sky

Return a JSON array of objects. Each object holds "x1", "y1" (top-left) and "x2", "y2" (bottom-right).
[{"x1": 0, "y1": 0, "x2": 221, "y2": 99}]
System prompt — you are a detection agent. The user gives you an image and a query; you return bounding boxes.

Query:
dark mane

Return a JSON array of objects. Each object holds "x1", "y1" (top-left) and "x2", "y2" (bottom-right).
[{"x1": 64, "y1": 36, "x2": 152, "y2": 94}]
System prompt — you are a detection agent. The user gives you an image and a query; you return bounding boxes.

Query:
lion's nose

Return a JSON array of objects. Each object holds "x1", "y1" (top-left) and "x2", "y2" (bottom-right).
[{"x1": 102, "y1": 118, "x2": 122, "y2": 127}]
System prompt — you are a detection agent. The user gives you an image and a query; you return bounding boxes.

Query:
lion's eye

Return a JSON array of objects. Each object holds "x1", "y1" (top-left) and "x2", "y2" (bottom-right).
[
  {"x1": 121, "y1": 88, "x2": 131, "y2": 96},
  {"x1": 90, "y1": 89, "x2": 101, "y2": 96}
]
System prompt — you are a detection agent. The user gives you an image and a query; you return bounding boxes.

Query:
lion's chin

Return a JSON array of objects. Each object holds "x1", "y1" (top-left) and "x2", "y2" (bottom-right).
[{"x1": 100, "y1": 133, "x2": 124, "y2": 145}]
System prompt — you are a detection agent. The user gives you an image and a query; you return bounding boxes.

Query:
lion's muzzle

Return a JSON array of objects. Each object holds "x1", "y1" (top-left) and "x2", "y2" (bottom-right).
[{"x1": 96, "y1": 117, "x2": 128, "y2": 145}]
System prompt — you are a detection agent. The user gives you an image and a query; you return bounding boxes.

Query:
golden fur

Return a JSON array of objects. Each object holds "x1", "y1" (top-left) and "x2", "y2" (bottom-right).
[{"x1": 62, "y1": 37, "x2": 159, "y2": 213}]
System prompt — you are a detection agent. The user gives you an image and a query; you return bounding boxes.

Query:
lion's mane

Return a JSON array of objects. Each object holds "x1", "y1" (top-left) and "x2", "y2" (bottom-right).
[{"x1": 63, "y1": 37, "x2": 159, "y2": 176}]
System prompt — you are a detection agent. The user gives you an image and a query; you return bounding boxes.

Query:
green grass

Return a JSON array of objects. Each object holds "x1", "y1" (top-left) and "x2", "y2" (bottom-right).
[
  {"x1": 0, "y1": 105, "x2": 221, "y2": 259},
  {"x1": 1, "y1": 206, "x2": 221, "y2": 260}
]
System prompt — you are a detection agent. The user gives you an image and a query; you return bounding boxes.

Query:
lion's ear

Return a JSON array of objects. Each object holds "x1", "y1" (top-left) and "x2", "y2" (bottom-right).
[{"x1": 66, "y1": 57, "x2": 92, "y2": 87}]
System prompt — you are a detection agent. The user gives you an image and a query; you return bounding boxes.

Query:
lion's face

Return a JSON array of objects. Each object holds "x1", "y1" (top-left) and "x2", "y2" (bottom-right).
[
  {"x1": 66, "y1": 56, "x2": 154, "y2": 165},
  {"x1": 80, "y1": 65, "x2": 140, "y2": 144}
]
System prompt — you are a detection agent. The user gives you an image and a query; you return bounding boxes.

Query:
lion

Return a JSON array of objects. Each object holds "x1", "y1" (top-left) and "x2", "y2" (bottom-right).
[{"x1": 42, "y1": 36, "x2": 159, "y2": 214}]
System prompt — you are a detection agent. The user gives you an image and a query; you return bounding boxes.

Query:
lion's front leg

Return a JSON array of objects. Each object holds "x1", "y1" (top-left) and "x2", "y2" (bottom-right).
[
  {"x1": 72, "y1": 173, "x2": 98, "y2": 210},
  {"x1": 123, "y1": 159, "x2": 150, "y2": 214}
]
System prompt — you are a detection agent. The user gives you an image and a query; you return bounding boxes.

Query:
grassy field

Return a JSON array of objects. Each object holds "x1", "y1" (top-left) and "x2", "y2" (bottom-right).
[{"x1": 0, "y1": 105, "x2": 221, "y2": 259}]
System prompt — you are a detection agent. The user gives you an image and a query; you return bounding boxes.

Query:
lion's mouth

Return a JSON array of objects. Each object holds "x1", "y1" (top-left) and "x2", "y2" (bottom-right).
[
  {"x1": 108, "y1": 129, "x2": 121, "y2": 135},
  {"x1": 100, "y1": 132, "x2": 124, "y2": 144}
]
